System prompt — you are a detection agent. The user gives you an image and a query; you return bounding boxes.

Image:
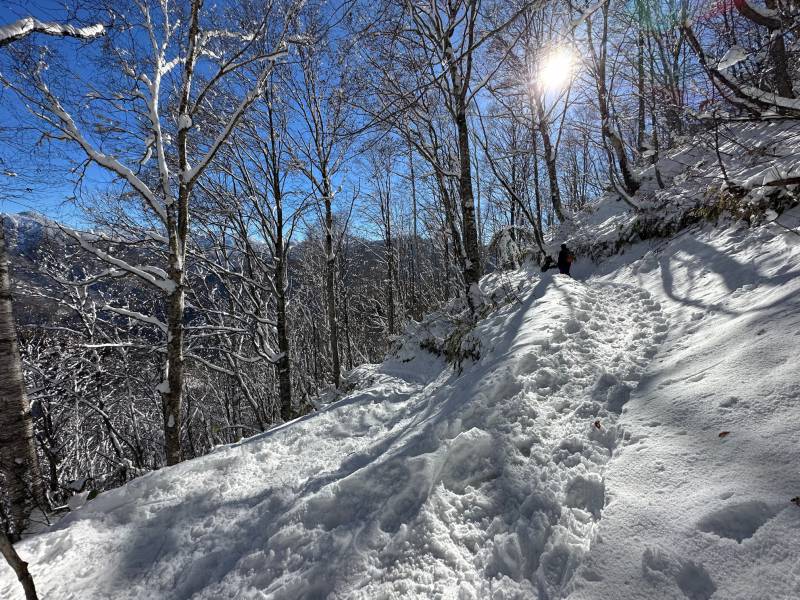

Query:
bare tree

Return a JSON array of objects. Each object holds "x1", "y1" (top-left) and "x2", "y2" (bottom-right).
[
  {"x1": 359, "y1": 0, "x2": 539, "y2": 310},
  {"x1": 0, "y1": 221, "x2": 44, "y2": 540},
  {"x1": 2, "y1": 0, "x2": 305, "y2": 464},
  {"x1": 198, "y1": 85, "x2": 305, "y2": 422},
  {"x1": 287, "y1": 12, "x2": 358, "y2": 388},
  {"x1": 584, "y1": 0, "x2": 641, "y2": 200}
]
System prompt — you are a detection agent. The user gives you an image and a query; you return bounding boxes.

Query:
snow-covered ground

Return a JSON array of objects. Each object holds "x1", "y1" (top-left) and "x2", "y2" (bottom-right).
[
  {"x1": 565, "y1": 209, "x2": 800, "y2": 600},
  {"x1": 2, "y1": 206, "x2": 799, "y2": 599}
]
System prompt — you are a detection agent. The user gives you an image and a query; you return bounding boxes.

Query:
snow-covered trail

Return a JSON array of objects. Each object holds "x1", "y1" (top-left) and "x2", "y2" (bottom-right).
[
  {"x1": 1, "y1": 271, "x2": 667, "y2": 600},
  {"x1": 5, "y1": 215, "x2": 799, "y2": 600},
  {"x1": 327, "y1": 276, "x2": 668, "y2": 600}
]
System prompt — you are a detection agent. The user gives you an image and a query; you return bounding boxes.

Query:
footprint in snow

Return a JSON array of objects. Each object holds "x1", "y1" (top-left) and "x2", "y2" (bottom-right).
[
  {"x1": 642, "y1": 547, "x2": 716, "y2": 600},
  {"x1": 696, "y1": 500, "x2": 780, "y2": 543}
]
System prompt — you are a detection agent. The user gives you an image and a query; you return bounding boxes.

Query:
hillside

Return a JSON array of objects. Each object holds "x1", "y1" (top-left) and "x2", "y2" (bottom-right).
[{"x1": 2, "y1": 196, "x2": 798, "y2": 599}]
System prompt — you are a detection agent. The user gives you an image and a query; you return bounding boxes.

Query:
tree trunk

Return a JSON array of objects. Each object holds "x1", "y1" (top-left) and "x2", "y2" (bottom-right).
[
  {"x1": 0, "y1": 531, "x2": 38, "y2": 600},
  {"x1": 589, "y1": 3, "x2": 640, "y2": 196},
  {"x1": 533, "y1": 93, "x2": 565, "y2": 221},
  {"x1": 275, "y1": 254, "x2": 292, "y2": 421},
  {"x1": 381, "y1": 182, "x2": 397, "y2": 336},
  {"x1": 0, "y1": 223, "x2": 42, "y2": 537},
  {"x1": 442, "y1": 228, "x2": 453, "y2": 301},
  {"x1": 273, "y1": 197, "x2": 292, "y2": 422},
  {"x1": 510, "y1": 158, "x2": 517, "y2": 241},
  {"x1": 408, "y1": 144, "x2": 419, "y2": 319},
  {"x1": 636, "y1": 18, "x2": 647, "y2": 154},
  {"x1": 162, "y1": 284, "x2": 185, "y2": 466},
  {"x1": 266, "y1": 93, "x2": 293, "y2": 421},
  {"x1": 455, "y1": 108, "x2": 483, "y2": 307},
  {"x1": 323, "y1": 180, "x2": 341, "y2": 388},
  {"x1": 531, "y1": 126, "x2": 544, "y2": 238}
]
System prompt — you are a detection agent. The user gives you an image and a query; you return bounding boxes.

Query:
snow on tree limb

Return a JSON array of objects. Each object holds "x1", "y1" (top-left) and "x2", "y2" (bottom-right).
[
  {"x1": 739, "y1": 87, "x2": 800, "y2": 112},
  {"x1": 567, "y1": 0, "x2": 609, "y2": 33},
  {"x1": 104, "y1": 306, "x2": 168, "y2": 333},
  {"x1": 59, "y1": 226, "x2": 177, "y2": 293},
  {"x1": 35, "y1": 81, "x2": 170, "y2": 224},
  {"x1": 0, "y1": 17, "x2": 105, "y2": 47},
  {"x1": 733, "y1": 0, "x2": 781, "y2": 30},
  {"x1": 682, "y1": 23, "x2": 800, "y2": 118}
]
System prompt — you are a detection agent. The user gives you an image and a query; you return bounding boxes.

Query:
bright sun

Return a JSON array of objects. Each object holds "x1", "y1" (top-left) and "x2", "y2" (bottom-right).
[{"x1": 538, "y1": 48, "x2": 575, "y2": 91}]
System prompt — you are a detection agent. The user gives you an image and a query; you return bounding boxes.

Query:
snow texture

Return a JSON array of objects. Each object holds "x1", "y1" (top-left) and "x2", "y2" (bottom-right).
[
  {"x1": 562, "y1": 208, "x2": 800, "y2": 600},
  {"x1": 3, "y1": 205, "x2": 799, "y2": 599}
]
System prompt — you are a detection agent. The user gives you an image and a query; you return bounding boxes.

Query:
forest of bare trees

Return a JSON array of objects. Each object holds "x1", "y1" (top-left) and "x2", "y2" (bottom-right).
[{"x1": 1, "y1": 0, "x2": 798, "y2": 558}]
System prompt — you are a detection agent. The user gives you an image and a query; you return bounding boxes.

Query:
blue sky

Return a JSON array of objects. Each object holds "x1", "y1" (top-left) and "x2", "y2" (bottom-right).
[
  {"x1": 0, "y1": 0, "x2": 500, "y2": 240},
  {"x1": 0, "y1": 0, "x2": 118, "y2": 224},
  {"x1": 0, "y1": 0, "x2": 386, "y2": 235}
]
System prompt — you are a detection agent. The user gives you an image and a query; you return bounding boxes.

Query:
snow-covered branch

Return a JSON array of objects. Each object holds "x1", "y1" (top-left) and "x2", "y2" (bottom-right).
[
  {"x1": 104, "y1": 306, "x2": 168, "y2": 333},
  {"x1": 60, "y1": 226, "x2": 177, "y2": 293},
  {"x1": 35, "y1": 82, "x2": 169, "y2": 224},
  {"x1": 0, "y1": 17, "x2": 104, "y2": 47}
]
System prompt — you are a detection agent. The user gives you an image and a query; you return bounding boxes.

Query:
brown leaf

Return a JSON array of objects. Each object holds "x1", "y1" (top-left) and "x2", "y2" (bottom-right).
[
  {"x1": 593, "y1": 420, "x2": 602, "y2": 430},
  {"x1": 718, "y1": 431, "x2": 731, "y2": 438}
]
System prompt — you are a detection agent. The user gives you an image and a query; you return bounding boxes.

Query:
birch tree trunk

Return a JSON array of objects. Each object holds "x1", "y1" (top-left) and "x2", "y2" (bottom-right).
[
  {"x1": 0, "y1": 222, "x2": 42, "y2": 537},
  {"x1": 532, "y1": 93, "x2": 565, "y2": 221},
  {"x1": 163, "y1": 282, "x2": 185, "y2": 466}
]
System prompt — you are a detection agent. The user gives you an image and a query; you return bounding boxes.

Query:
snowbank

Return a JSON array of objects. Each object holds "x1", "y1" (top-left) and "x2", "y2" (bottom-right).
[{"x1": 550, "y1": 120, "x2": 800, "y2": 264}]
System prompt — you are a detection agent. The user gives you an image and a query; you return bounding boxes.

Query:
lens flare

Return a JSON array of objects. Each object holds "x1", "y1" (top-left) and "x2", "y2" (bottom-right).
[{"x1": 538, "y1": 47, "x2": 575, "y2": 91}]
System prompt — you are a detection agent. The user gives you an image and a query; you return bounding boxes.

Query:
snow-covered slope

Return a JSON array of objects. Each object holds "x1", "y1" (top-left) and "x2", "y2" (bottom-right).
[
  {"x1": 2, "y1": 208, "x2": 799, "y2": 600},
  {"x1": 565, "y1": 212, "x2": 800, "y2": 600},
  {"x1": 553, "y1": 120, "x2": 800, "y2": 264}
]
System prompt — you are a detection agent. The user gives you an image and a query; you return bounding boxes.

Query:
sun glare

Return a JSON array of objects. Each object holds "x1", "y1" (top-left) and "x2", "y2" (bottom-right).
[{"x1": 538, "y1": 48, "x2": 575, "y2": 91}]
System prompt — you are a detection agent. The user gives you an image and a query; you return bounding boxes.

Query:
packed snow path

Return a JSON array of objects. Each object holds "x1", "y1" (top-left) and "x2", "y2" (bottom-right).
[
  {"x1": 1, "y1": 273, "x2": 667, "y2": 600},
  {"x1": 346, "y1": 277, "x2": 667, "y2": 600}
]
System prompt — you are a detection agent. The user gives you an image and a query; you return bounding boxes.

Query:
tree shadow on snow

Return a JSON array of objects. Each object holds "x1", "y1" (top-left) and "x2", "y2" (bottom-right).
[{"x1": 657, "y1": 237, "x2": 800, "y2": 316}]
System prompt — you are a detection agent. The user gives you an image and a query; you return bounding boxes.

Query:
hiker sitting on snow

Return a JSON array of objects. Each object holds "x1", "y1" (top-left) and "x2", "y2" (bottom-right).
[{"x1": 557, "y1": 243, "x2": 575, "y2": 276}]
